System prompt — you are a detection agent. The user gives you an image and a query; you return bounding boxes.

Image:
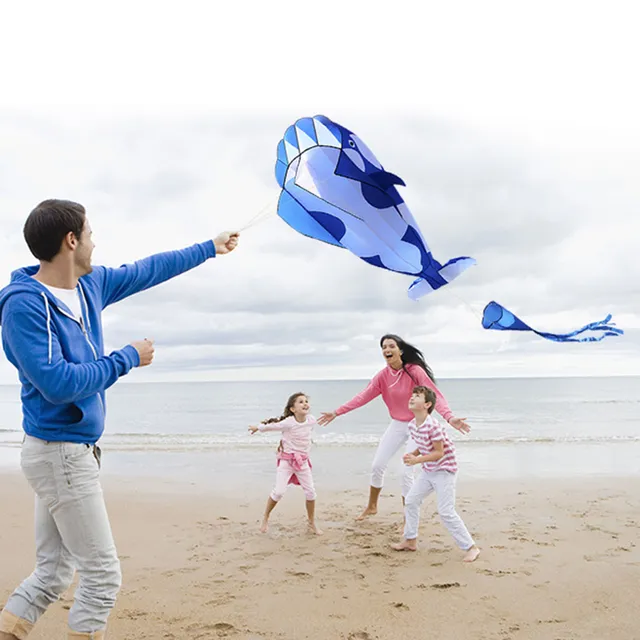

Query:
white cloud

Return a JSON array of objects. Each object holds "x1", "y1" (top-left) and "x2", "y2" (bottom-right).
[{"x1": 0, "y1": 1, "x2": 638, "y2": 383}]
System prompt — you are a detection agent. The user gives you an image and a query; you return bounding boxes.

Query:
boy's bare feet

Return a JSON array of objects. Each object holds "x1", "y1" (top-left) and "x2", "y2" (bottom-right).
[
  {"x1": 391, "y1": 538, "x2": 417, "y2": 551},
  {"x1": 463, "y1": 545, "x2": 480, "y2": 562},
  {"x1": 356, "y1": 506, "x2": 377, "y2": 521}
]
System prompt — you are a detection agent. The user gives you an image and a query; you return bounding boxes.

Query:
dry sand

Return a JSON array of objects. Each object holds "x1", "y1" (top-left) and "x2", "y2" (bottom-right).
[{"x1": 1, "y1": 472, "x2": 639, "y2": 639}]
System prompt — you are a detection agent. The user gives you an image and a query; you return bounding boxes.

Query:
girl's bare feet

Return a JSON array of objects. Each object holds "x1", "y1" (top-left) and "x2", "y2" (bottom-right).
[
  {"x1": 391, "y1": 538, "x2": 417, "y2": 551},
  {"x1": 260, "y1": 497, "x2": 277, "y2": 533},
  {"x1": 463, "y1": 545, "x2": 480, "y2": 562},
  {"x1": 308, "y1": 521, "x2": 323, "y2": 535}
]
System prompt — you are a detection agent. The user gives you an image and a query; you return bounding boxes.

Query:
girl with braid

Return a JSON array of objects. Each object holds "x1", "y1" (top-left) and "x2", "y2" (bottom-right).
[
  {"x1": 318, "y1": 334, "x2": 471, "y2": 521},
  {"x1": 249, "y1": 392, "x2": 322, "y2": 535}
]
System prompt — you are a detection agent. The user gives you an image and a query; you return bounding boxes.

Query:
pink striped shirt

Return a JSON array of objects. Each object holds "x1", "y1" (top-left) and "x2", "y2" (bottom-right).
[
  {"x1": 335, "y1": 364, "x2": 454, "y2": 423},
  {"x1": 408, "y1": 414, "x2": 458, "y2": 474},
  {"x1": 258, "y1": 414, "x2": 315, "y2": 455}
]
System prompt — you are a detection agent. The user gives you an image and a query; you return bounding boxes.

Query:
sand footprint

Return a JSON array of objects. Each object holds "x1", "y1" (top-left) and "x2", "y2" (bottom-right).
[
  {"x1": 536, "y1": 618, "x2": 566, "y2": 625},
  {"x1": 187, "y1": 621, "x2": 238, "y2": 637},
  {"x1": 205, "y1": 594, "x2": 236, "y2": 606},
  {"x1": 415, "y1": 582, "x2": 462, "y2": 590},
  {"x1": 162, "y1": 567, "x2": 199, "y2": 577},
  {"x1": 286, "y1": 570, "x2": 312, "y2": 578},
  {"x1": 480, "y1": 569, "x2": 517, "y2": 577},
  {"x1": 121, "y1": 608, "x2": 148, "y2": 620}
]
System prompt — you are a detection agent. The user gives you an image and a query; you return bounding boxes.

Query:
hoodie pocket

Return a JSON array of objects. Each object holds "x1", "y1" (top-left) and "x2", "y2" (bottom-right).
[{"x1": 72, "y1": 394, "x2": 104, "y2": 427}]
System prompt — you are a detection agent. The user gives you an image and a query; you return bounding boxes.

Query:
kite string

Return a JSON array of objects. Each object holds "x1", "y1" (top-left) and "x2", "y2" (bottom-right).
[
  {"x1": 447, "y1": 289, "x2": 484, "y2": 323},
  {"x1": 237, "y1": 199, "x2": 279, "y2": 232}
]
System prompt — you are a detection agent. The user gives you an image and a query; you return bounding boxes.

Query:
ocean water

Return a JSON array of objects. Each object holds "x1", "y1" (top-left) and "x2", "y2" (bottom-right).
[{"x1": 1, "y1": 377, "x2": 639, "y2": 488}]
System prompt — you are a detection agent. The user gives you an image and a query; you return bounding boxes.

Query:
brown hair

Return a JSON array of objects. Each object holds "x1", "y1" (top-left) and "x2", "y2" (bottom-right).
[
  {"x1": 261, "y1": 392, "x2": 308, "y2": 424},
  {"x1": 412, "y1": 386, "x2": 436, "y2": 414},
  {"x1": 24, "y1": 199, "x2": 86, "y2": 262}
]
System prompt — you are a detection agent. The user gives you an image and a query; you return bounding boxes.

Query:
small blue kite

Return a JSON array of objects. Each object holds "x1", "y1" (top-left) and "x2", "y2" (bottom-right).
[{"x1": 482, "y1": 301, "x2": 624, "y2": 343}]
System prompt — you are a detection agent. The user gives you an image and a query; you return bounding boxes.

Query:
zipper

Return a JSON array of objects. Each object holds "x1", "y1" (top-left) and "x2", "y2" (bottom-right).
[
  {"x1": 56, "y1": 306, "x2": 98, "y2": 359},
  {"x1": 54, "y1": 298, "x2": 103, "y2": 415},
  {"x1": 80, "y1": 320, "x2": 98, "y2": 359}
]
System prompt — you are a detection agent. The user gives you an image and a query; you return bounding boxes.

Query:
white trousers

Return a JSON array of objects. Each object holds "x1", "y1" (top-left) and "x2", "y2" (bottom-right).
[
  {"x1": 403, "y1": 468, "x2": 475, "y2": 550},
  {"x1": 370, "y1": 419, "x2": 417, "y2": 497},
  {"x1": 0, "y1": 435, "x2": 121, "y2": 639}
]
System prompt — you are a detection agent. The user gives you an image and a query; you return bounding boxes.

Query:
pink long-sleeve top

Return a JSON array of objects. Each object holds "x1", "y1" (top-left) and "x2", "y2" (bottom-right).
[
  {"x1": 335, "y1": 364, "x2": 454, "y2": 423},
  {"x1": 258, "y1": 414, "x2": 316, "y2": 455}
]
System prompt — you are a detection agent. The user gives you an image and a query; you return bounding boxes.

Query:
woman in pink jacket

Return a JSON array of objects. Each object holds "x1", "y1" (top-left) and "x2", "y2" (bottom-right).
[{"x1": 318, "y1": 334, "x2": 470, "y2": 520}]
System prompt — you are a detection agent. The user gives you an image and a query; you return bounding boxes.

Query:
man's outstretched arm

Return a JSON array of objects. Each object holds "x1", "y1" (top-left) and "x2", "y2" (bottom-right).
[{"x1": 97, "y1": 232, "x2": 239, "y2": 308}]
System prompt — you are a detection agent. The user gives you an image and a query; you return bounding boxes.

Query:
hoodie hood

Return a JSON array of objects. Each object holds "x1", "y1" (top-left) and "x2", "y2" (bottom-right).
[
  {"x1": 0, "y1": 267, "x2": 48, "y2": 325},
  {"x1": 0, "y1": 267, "x2": 88, "y2": 328}
]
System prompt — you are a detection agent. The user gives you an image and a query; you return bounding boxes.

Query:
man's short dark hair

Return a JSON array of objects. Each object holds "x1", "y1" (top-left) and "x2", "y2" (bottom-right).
[{"x1": 23, "y1": 199, "x2": 86, "y2": 262}]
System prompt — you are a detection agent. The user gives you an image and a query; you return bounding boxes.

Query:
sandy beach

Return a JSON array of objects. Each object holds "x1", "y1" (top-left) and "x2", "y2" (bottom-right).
[{"x1": 1, "y1": 472, "x2": 639, "y2": 640}]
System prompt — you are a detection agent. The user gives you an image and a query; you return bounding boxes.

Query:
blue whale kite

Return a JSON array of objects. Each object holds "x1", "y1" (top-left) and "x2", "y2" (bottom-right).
[{"x1": 274, "y1": 114, "x2": 476, "y2": 300}]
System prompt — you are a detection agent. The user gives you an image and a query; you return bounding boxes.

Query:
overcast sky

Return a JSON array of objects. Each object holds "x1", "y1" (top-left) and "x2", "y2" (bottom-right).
[{"x1": 0, "y1": 1, "x2": 638, "y2": 383}]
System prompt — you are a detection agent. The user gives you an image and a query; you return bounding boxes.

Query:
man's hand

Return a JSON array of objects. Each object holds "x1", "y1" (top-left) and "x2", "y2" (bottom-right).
[
  {"x1": 131, "y1": 338, "x2": 155, "y2": 367},
  {"x1": 214, "y1": 231, "x2": 240, "y2": 255}
]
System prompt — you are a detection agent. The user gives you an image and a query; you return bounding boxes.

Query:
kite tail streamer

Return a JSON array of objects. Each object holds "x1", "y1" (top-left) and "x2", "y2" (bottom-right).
[
  {"x1": 536, "y1": 314, "x2": 625, "y2": 343},
  {"x1": 482, "y1": 301, "x2": 624, "y2": 343}
]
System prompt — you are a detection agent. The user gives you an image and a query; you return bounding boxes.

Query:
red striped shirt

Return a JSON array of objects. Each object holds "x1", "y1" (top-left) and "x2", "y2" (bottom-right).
[{"x1": 408, "y1": 415, "x2": 458, "y2": 474}]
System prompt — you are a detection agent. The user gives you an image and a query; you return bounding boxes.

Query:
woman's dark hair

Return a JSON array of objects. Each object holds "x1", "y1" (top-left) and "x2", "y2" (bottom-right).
[
  {"x1": 23, "y1": 199, "x2": 86, "y2": 262},
  {"x1": 261, "y1": 392, "x2": 307, "y2": 424},
  {"x1": 380, "y1": 334, "x2": 437, "y2": 385}
]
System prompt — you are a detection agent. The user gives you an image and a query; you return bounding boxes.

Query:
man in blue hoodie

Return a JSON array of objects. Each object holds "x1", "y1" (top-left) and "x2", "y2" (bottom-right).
[{"x1": 0, "y1": 199, "x2": 239, "y2": 640}]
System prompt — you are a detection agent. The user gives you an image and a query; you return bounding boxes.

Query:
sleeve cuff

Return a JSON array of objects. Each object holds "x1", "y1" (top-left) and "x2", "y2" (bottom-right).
[{"x1": 121, "y1": 344, "x2": 141, "y2": 369}]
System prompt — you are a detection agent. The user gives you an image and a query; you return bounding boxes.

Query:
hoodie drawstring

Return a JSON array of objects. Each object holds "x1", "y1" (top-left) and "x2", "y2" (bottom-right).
[
  {"x1": 40, "y1": 292, "x2": 53, "y2": 365},
  {"x1": 77, "y1": 282, "x2": 91, "y2": 331}
]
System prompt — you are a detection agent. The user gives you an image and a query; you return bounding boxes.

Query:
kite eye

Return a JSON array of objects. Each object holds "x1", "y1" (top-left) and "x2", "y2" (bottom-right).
[{"x1": 348, "y1": 139, "x2": 356, "y2": 148}]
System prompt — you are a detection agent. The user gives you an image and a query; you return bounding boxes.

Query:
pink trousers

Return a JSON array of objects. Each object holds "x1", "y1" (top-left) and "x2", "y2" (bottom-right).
[{"x1": 270, "y1": 459, "x2": 316, "y2": 501}]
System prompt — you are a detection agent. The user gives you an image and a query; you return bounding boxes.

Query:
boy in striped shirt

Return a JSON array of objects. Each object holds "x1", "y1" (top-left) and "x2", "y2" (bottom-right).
[{"x1": 391, "y1": 386, "x2": 480, "y2": 562}]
